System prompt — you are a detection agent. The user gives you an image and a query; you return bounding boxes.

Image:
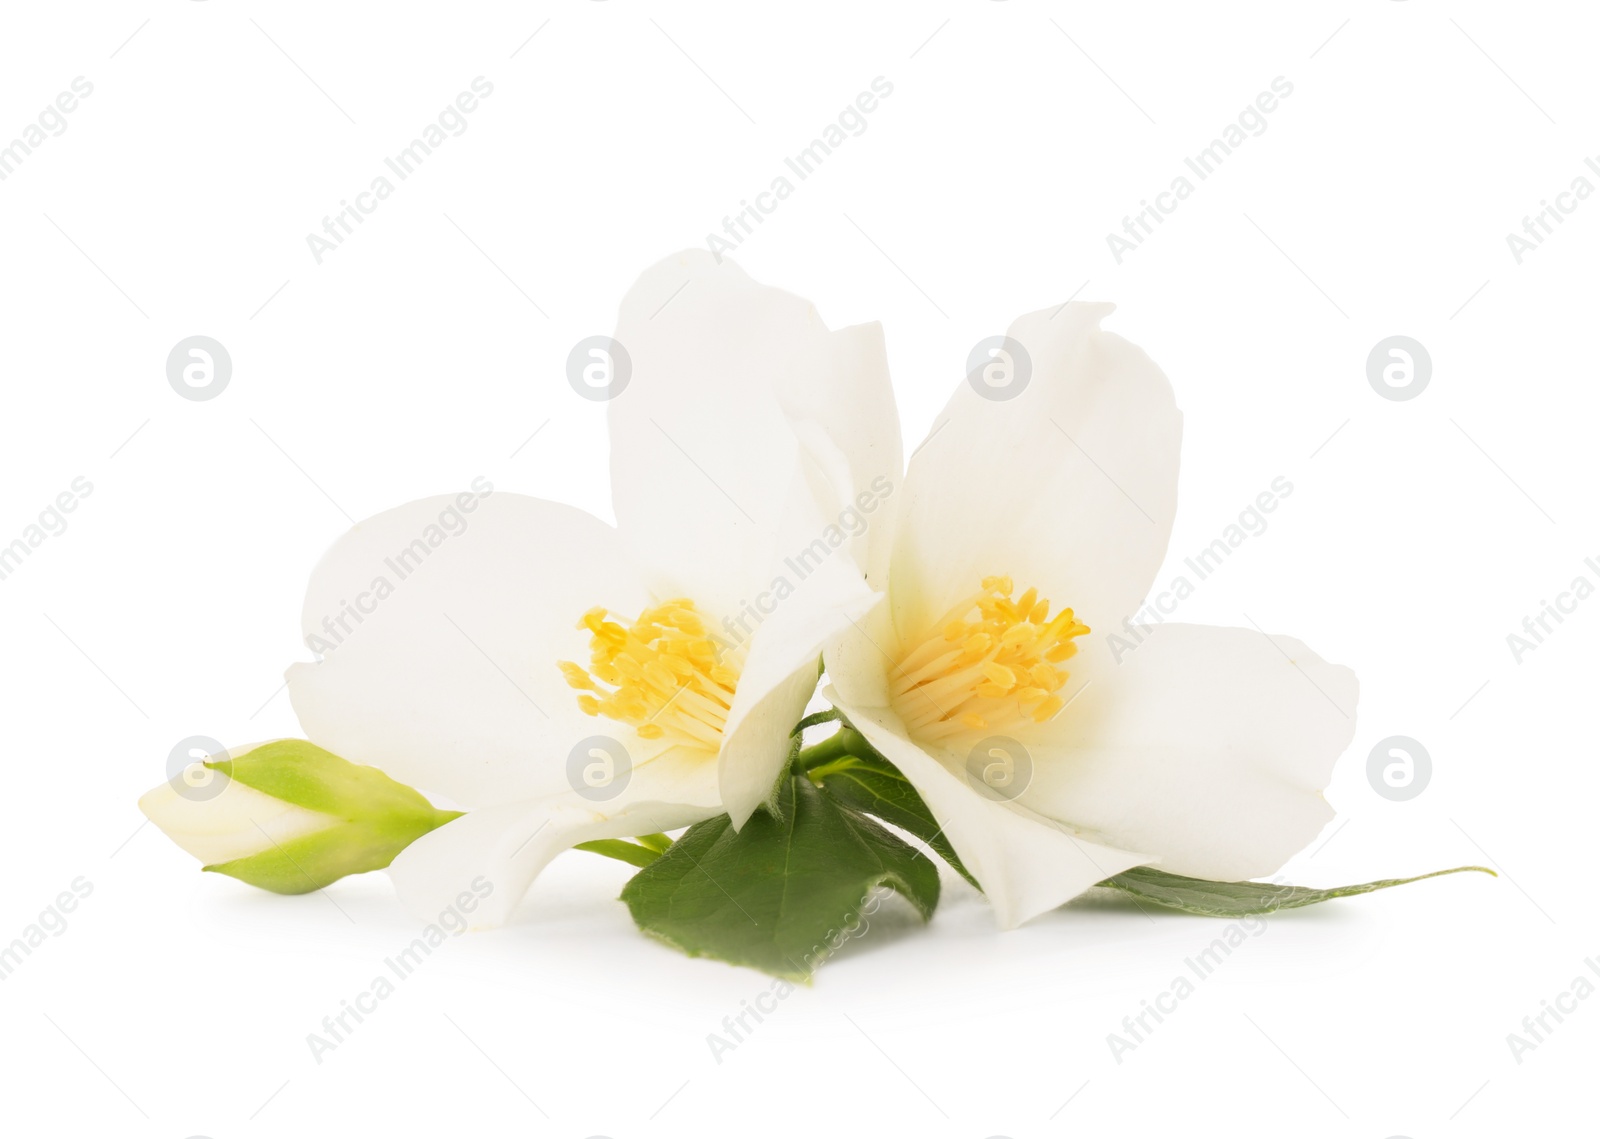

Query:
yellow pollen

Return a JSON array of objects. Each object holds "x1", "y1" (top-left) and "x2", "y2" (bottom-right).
[
  {"x1": 888, "y1": 578, "x2": 1089, "y2": 742},
  {"x1": 559, "y1": 599, "x2": 739, "y2": 750}
]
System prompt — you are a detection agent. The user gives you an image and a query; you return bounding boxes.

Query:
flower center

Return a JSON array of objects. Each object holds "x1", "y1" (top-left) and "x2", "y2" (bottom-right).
[
  {"x1": 560, "y1": 600, "x2": 740, "y2": 750},
  {"x1": 889, "y1": 576, "x2": 1089, "y2": 742}
]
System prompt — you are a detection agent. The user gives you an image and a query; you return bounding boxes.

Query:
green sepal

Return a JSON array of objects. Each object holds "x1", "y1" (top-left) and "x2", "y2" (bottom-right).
[
  {"x1": 212, "y1": 738, "x2": 452, "y2": 820},
  {"x1": 1096, "y1": 864, "x2": 1497, "y2": 916},
  {"x1": 620, "y1": 773, "x2": 940, "y2": 980},
  {"x1": 202, "y1": 739, "x2": 460, "y2": 894}
]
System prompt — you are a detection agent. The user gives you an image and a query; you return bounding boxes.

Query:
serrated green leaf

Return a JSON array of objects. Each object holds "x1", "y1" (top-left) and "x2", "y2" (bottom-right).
[
  {"x1": 620, "y1": 774, "x2": 940, "y2": 979},
  {"x1": 809, "y1": 747, "x2": 980, "y2": 890},
  {"x1": 1097, "y1": 864, "x2": 1496, "y2": 917}
]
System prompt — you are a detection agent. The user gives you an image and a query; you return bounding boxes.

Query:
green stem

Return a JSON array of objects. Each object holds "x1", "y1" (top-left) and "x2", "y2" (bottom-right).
[
  {"x1": 796, "y1": 726, "x2": 875, "y2": 771},
  {"x1": 634, "y1": 833, "x2": 673, "y2": 854},
  {"x1": 806, "y1": 755, "x2": 862, "y2": 783},
  {"x1": 792, "y1": 708, "x2": 841, "y2": 734},
  {"x1": 574, "y1": 839, "x2": 662, "y2": 869},
  {"x1": 796, "y1": 729, "x2": 851, "y2": 770}
]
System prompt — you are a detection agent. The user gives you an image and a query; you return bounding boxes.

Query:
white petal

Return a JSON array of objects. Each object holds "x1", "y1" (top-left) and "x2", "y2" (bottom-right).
[
  {"x1": 601, "y1": 252, "x2": 897, "y2": 827},
  {"x1": 889, "y1": 302, "x2": 1181, "y2": 641},
  {"x1": 711, "y1": 427, "x2": 890, "y2": 830},
  {"x1": 1020, "y1": 624, "x2": 1358, "y2": 881},
  {"x1": 138, "y1": 754, "x2": 334, "y2": 865},
  {"x1": 824, "y1": 687, "x2": 1149, "y2": 929},
  {"x1": 287, "y1": 492, "x2": 654, "y2": 807},
  {"x1": 607, "y1": 250, "x2": 901, "y2": 618},
  {"x1": 716, "y1": 573, "x2": 883, "y2": 829},
  {"x1": 822, "y1": 594, "x2": 899, "y2": 710},
  {"x1": 388, "y1": 748, "x2": 720, "y2": 927},
  {"x1": 715, "y1": 659, "x2": 819, "y2": 831},
  {"x1": 777, "y1": 320, "x2": 903, "y2": 589}
]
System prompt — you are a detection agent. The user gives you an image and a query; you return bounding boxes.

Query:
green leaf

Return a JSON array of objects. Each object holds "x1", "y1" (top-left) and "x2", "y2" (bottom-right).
[
  {"x1": 808, "y1": 743, "x2": 980, "y2": 891},
  {"x1": 1097, "y1": 865, "x2": 1497, "y2": 917},
  {"x1": 203, "y1": 740, "x2": 459, "y2": 894},
  {"x1": 574, "y1": 838, "x2": 663, "y2": 869},
  {"x1": 620, "y1": 774, "x2": 940, "y2": 979}
]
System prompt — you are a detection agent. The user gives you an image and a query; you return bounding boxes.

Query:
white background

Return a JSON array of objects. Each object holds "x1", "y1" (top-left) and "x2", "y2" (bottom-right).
[{"x1": 1, "y1": 1, "x2": 1595, "y2": 1136}]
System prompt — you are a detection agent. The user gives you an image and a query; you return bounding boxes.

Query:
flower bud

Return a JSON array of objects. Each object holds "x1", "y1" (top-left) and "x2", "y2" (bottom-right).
[{"x1": 138, "y1": 739, "x2": 459, "y2": 894}]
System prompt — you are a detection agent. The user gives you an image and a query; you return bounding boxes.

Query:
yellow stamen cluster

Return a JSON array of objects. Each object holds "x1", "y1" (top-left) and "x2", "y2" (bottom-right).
[
  {"x1": 559, "y1": 600, "x2": 739, "y2": 750},
  {"x1": 889, "y1": 576, "x2": 1089, "y2": 741}
]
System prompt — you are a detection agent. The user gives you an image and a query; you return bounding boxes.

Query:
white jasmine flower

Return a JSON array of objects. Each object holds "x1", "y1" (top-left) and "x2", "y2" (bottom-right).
[
  {"x1": 285, "y1": 251, "x2": 900, "y2": 925},
  {"x1": 823, "y1": 303, "x2": 1358, "y2": 928}
]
